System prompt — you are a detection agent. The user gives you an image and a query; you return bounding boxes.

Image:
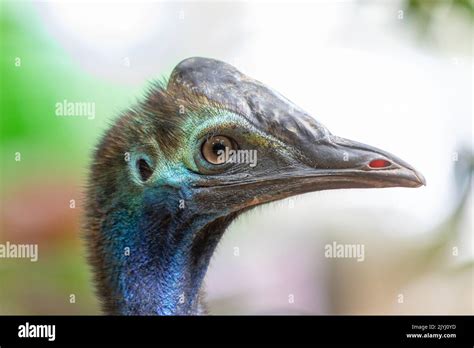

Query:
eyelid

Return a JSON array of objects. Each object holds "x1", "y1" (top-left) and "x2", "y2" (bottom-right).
[{"x1": 197, "y1": 122, "x2": 237, "y2": 142}]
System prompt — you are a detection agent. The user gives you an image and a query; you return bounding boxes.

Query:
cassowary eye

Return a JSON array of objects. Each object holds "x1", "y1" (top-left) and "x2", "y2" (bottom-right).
[
  {"x1": 201, "y1": 135, "x2": 237, "y2": 165},
  {"x1": 137, "y1": 158, "x2": 153, "y2": 181}
]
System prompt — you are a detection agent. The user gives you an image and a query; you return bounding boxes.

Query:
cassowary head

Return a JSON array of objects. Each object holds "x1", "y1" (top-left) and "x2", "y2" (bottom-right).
[{"x1": 85, "y1": 57, "x2": 425, "y2": 315}]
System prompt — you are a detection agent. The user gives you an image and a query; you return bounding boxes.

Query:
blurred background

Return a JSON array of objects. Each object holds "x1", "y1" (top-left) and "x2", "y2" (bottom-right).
[{"x1": 0, "y1": 0, "x2": 472, "y2": 314}]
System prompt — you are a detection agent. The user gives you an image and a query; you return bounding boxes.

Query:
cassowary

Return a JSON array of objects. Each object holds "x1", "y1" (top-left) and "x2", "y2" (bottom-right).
[{"x1": 84, "y1": 57, "x2": 425, "y2": 315}]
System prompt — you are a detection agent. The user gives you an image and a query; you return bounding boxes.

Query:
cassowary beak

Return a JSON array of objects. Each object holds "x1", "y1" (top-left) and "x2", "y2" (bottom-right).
[{"x1": 294, "y1": 135, "x2": 426, "y2": 190}]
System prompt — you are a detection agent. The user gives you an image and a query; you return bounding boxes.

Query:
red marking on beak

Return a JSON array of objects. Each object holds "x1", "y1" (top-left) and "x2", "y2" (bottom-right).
[{"x1": 369, "y1": 159, "x2": 391, "y2": 168}]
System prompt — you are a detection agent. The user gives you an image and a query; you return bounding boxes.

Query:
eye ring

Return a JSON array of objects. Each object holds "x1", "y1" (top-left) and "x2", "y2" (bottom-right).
[{"x1": 201, "y1": 135, "x2": 237, "y2": 165}]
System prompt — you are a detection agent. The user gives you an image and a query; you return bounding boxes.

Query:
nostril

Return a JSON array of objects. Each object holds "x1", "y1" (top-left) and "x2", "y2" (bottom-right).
[{"x1": 369, "y1": 159, "x2": 391, "y2": 168}]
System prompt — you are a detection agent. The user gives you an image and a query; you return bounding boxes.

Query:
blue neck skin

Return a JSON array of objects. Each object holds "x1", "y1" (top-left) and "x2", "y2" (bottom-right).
[{"x1": 102, "y1": 187, "x2": 229, "y2": 315}]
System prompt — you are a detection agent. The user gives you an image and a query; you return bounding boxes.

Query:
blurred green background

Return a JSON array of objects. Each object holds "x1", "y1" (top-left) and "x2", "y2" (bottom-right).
[
  {"x1": 0, "y1": 2, "x2": 133, "y2": 314},
  {"x1": 0, "y1": 0, "x2": 472, "y2": 314}
]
